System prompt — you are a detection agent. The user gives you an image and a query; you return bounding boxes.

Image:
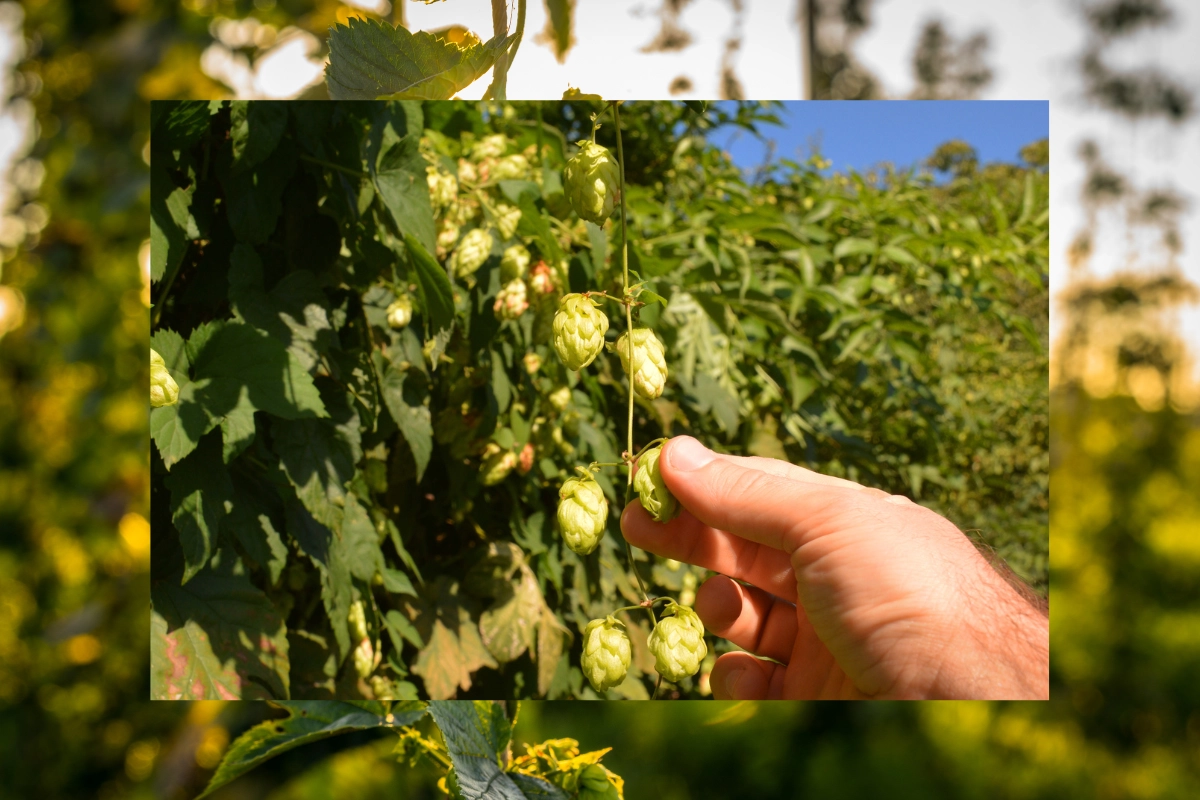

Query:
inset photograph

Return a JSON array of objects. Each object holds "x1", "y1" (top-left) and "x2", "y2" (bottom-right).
[{"x1": 150, "y1": 98, "x2": 1048, "y2": 701}]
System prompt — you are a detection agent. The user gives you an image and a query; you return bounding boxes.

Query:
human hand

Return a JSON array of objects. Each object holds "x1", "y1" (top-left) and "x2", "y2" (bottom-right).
[{"x1": 621, "y1": 436, "x2": 1049, "y2": 700}]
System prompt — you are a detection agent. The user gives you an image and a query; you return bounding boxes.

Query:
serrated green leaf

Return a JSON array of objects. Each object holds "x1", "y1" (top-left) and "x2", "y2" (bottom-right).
[
  {"x1": 272, "y1": 418, "x2": 356, "y2": 532},
  {"x1": 150, "y1": 562, "x2": 289, "y2": 701},
  {"x1": 222, "y1": 477, "x2": 288, "y2": 585},
  {"x1": 230, "y1": 101, "x2": 288, "y2": 172},
  {"x1": 163, "y1": 432, "x2": 232, "y2": 584},
  {"x1": 405, "y1": 233, "x2": 454, "y2": 337},
  {"x1": 427, "y1": 701, "x2": 525, "y2": 800},
  {"x1": 196, "y1": 701, "x2": 426, "y2": 798},
  {"x1": 219, "y1": 140, "x2": 294, "y2": 244},
  {"x1": 379, "y1": 358, "x2": 433, "y2": 482},
  {"x1": 326, "y1": 18, "x2": 515, "y2": 100},
  {"x1": 286, "y1": 498, "x2": 354, "y2": 661},
  {"x1": 833, "y1": 236, "x2": 877, "y2": 260},
  {"x1": 150, "y1": 161, "x2": 194, "y2": 283}
]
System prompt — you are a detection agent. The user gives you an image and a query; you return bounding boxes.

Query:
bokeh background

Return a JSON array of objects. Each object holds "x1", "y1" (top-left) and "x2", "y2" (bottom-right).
[{"x1": 0, "y1": 0, "x2": 1196, "y2": 798}]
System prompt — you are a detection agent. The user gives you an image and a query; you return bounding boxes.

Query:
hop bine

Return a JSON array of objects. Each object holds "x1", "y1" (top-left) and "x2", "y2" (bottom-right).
[
  {"x1": 563, "y1": 140, "x2": 620, "y2": 224},
  {"x1": 615, "y1": 328, "x2": 668, "y2": 399},
  {"x1": 150, "y1": 348, "x2": 179, "y2": 408},
  {"x1": 580, "y1": 616, "x2": 631, "y2": 693},
  {"x1": 633, "y1": 442, "x2": 679, "y2": 523},
  {"x1": 647, "y1": 601, "x2": 707, "y2": 683},
  {"x1": 557, "y1": 471, "x2": 608, "y2": 555},
  {"x1": 552, "y1": 293, "x2": 609, "y2": 370}
]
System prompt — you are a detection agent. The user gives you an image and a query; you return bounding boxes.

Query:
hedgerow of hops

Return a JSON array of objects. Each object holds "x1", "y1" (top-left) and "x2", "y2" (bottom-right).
[
  {"x1": 580, "y1": 616, "x2": 631, "y2": 693},
  {"x1": 563, "y1": 140, "x2": 620, "y2": 223},
  {"x1": 452, "y1": 227, "x2": 493, "y2": 278},
  {"x1": 615, "y1": 328, "x2": 668, "y2": 399},
  {"x1": 647, "y1": 601, "x2": 707, "y2": 683},
  {"x1": 480, "y1": 442, "x2": 518, "y2": 486},
  {"x1": 494, "y1": 279, "x2": 529, "y2": 321},
  {"x1": 557, "y1": 470, "x2": 607, "y2": 555},
  {"x1": 552, "y1": 293, "x2": 608, "y2": 370},
  {"x1": 501, "y1": 243, "x2": 531, "y2": 281},
  {"x1": 633, "y1": 442, "x2": 679, "y2": 523},
  {"x1": 150, "y1": 348, "x2": 179, "y2": 408},
  {"x1": 386, "y1": 294, "x2": 413, "y2": 329}
]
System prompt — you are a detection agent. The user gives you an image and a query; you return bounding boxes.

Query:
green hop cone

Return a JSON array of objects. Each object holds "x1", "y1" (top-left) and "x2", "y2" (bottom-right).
[
  {"x1": 386, "y1": 294, "x2": 413, "y2": 329},
  {"x1": 348, "y1": 600, "x2": 369, "y2": 641},
  {"x1": 353, "y1": 636, "x2": 375, "y2": 680},
  {"x1": 492, "y1": 153, "x2": 530, "y2": 181},
  {"x1": 580, "y1": 616, "x2": 631, "y2": 693},
  {"x1": 552, "y1": 293, "x2": 609, "y2": 370},
  {"x1": 577, "y1": 763, "x2": 622, "y2": 800},
  {"x1": 500, "y1": 243, "x2": 531, "y2": 281},
  {"x1": 647, "y1": 601, "x2": 707, "y2": 683},
  {"x1": 480, "y1": 443, "x2": 518, "y2": 486},
  {"x1": 563, "y1": 140, "x2": 620, "y2": 223},
  {"x1": 453, "y1": 227, "x2": 493, "y2": 277},
  {"x1": 494, "y1": 202, "x2": 522, "y2": 240},
  {"x1": 633, "y1": 443, "x2": 679, "y2": 523},
  {"x1": 557, "y1": 471, "x2": 607, "y2": 555},
  {"x1": 615, "y1": 327, "x2": 668, "y2": 399},
  {"x1": 150, "y1": 348, "x2": 179, "y2": 408}
]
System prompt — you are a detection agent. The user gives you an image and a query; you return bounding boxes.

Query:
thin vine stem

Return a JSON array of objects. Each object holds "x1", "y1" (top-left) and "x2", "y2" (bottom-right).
[{"x1": 612, "y1": 101, "x2": 652, "y2": 609}]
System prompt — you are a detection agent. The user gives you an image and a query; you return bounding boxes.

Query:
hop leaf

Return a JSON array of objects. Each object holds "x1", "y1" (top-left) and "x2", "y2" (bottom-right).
[
  {"x1": 552, "y1": 293, "x2": 609, "y2": 370},
  {"x1": 615, "y1": 328, "x2": 668, "y2": 399},
  {"x1": 647, "y1": 601, "x2": 707, "y2": 683},
  {"x1": 580, "y1": 616, "x2": 631, "y2": 693},
  {"x1": 453, "y1": 227, "x2": 493, "y2": 277},
  {"x1": 493, "y1": 279, "x2": 529, "y2": 320},
  {"x1": 386, "y1": 294, "x2": 413, "y2": 329},
  {"x1": 557, "y1": 471, "x2": 607, "y2": 555},
  {"x1": 150, "y1": 348, "x2": 180, "y2": 408},
  {"x1": 563, "y1": 140, "x2": 620, "y2": 223},
  {"x1": 633, "y1": 442, "x2": 679, "y2": 523},
  {"x1": 500, "y1": 243, "x2": 531, "y2": 281}
]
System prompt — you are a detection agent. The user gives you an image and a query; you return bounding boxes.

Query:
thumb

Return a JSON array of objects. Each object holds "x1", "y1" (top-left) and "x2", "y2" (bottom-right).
[{"x1": 657, "y1": 436, "x2": 857, "y2": 554}]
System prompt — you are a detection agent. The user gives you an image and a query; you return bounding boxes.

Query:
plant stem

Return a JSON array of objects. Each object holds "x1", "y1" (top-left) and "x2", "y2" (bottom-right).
[
  {"x1": 297, "y1": 153, "x2": 366, "y2": 179},
  {"x1": 613, "y1": 101, "x2": 652, "y2": 608}
]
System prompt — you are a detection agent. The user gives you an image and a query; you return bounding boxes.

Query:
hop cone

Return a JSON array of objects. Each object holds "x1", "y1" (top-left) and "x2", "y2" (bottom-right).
[
  {"x1": 471, "y1": 133, "x2": 508, "y2": 160},
  {"x1": 633, "y1": 443, "x2": 679, "y2": 523},
  {"x1": 494, "y1": 279, "x2": 529, "y2": 320},
  {"x1": 426, "y1": 167, "x2": 457, "y2": 211},
  {"x1": 558, "y1": 472, "x2": 607, "y2": 555},
  {"x1": 580, "y1": 616, "x2": 630, "y2": 693},
  {"x1": 494, "y1": 202, "x2": 522, "y2": 240},
  {"x1": 529, "y1": 260, "x2": 557, "y2": 295},
  {"x1": 353, "y1": 637, "x2": 375, "y2": 679},
  {"x1": 453, "y1": 228, "x2": 493, "y2": 277},
  {"x1": 564, "y1": 140, "x2": 620, "y2": 223},
  {"x1": 548, "y1": 385, "x2": 572, "y2": 411},
  {"x1": 348, "y1": 600, "x2": 369, "y2": 641},
  {"x1": 647, "y1": 601, "x2": 707, "y2": 683},
  {"x1": 492, "y1": 153, "x2": 530, "y2": 181},
  {"x1": 615, "y1": 328, "x2": 668, "y2": 399},
  {"x1": 480, "y1": 444, "x2": 518, "y2": 486},
  {"x1": 500, "y1": 243, "x2": 531, "y2": 281},
  {"x1": 552, "y1": 293, "x2": 608, "y2": 370},
  {"x1": 577, "y1": 763, "x2": 622, "y2": 800},
  {"x1": 150, "y1": 348, "x2": 179, "y2": 408},
  {"x1": 386, "y1": 295, "x2": 413, "y2": 329}
]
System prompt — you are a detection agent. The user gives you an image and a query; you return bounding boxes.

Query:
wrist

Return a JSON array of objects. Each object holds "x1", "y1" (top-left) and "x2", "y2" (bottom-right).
[{"x1": 931, "y1": 559, "x2": 1050, "y2": 700}]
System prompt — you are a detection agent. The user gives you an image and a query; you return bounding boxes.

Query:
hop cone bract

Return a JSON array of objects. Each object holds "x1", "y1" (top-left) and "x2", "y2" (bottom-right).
[
  {"x1": 563, "y1": 140, "x2": 620, "y2": 223},
  {"x1": 558, "y1": 471, "x2": 607, "y2": 555},
  {"x1": 150, "y1": 348, "x2": 179, "y2": 408},
  {"x1": 386, "y1": 295, "x2": 413, "y2": 329},
  {"x1": 647, "y1": 601, "x2": 707, "y2": 683},
  {"x1": 453, "y1": 227, "x2": 493, "y2": 277},
  {"x1": 580, "y1": 616, "x2": 630, "y2": 693},
  {"x1": 633, "y1": 443, "x2": 679, "y2": 523},
  {"x1": 615, "y1": 328, "x2": 668, "y2": 399},
  {"x1": 552, "y1": 293, "x2": 608, "y2": 370}
]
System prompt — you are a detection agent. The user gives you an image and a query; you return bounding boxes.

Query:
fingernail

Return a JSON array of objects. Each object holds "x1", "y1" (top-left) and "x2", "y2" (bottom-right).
[
  {"x1": 724, "y1": 668, "x2": 746, "y2": 699},
  {"x1": 668, "y1": 437, "x2": 714, "y2": 472}
]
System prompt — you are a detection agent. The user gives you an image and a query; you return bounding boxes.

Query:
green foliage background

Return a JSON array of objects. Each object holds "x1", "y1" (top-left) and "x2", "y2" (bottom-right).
[
  {"x1": 6, "y1": 1, "x2": 1198, "y2": 798},
  {"x1": 146, "y1": 97, "x2": 1047, "y2": 702}
]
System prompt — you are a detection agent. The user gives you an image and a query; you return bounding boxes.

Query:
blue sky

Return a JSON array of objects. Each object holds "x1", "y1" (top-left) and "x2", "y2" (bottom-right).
[{"x1": 713, "y1": 101, "x2": 1049, "y2": 176}]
